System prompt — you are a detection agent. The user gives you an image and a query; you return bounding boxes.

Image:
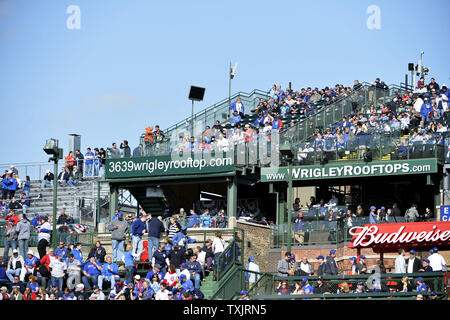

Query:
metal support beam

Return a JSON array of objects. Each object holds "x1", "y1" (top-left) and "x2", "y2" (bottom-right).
[
  {"x1": 227, "y1": 176, "x2": 238, "y2": 217},
  {"x1": 109, "y1": 186, "x2": 119, "y2": 221}
]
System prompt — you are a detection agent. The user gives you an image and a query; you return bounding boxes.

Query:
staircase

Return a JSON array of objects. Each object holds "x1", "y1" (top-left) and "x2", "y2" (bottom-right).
[{"x1": 201, "y1": 271, "x2": 219, "y2": 299}]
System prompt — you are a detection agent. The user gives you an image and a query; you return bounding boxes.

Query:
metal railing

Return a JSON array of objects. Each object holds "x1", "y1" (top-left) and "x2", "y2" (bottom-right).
[
  {"x1": 164, "y1": 215, "x2": 230, "y2": 229},
  {"x1": 215, "y1": 228, "x2": 245, "y2": 281}
]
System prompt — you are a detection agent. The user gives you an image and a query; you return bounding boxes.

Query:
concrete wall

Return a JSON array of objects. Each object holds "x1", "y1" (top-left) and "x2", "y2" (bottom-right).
[{"x1": 236, "y1": 221, "x2": 271, "y2": 272}]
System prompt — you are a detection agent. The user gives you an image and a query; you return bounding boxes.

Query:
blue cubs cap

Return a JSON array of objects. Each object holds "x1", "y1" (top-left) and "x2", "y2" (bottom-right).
[
  {"x1": 431, "y1": 291, "x2": 436, "y2": 296},
  {"x1": 248, "y1": 256, "x2": 255, "y2": 262},
  {"x1": 357, "y1": 282, "x2": 364, "y2": 286},
  {"x1": 181, "y1": 226, "x2": 187, "y2": 231},
  {"x1": 240, "y1": 290, "x2": 248, "y2": 295},
  {"x1": 34, "y1": 212, "x2": 39, "y2": 216},
  {"x1": 339, "y1": 209, "x2": 345, "y2": 213},
  {"x1": 302, "y1": 277, "x2": 308, "y2": 283},
  {"x1": 291, "y1": 254, "x2": 296, "y2": 259},
  {"x1": 181, "y1": 263, "x2": 187, "y2": 268},
  {"x1": 410, "y1": 250, "x2": 416, "y2": 254},
  {"x1": 317, "y1": 255, "x2": 324, "y2": 260},
  {"x1": 118, "y1": 211, "x2": 123, "y2": 219},
  {"x1": 360, "y1": 255, "x2": 366, "y2": 259},
  {"x1": 429, "y1": 249, "x2": 434, "y2": 254},
  {"x1": 180, "y1": 274, "x2": 186, "y2": 280},
  {"x1": 330, "y1": 249, "x2": 336, "y2": 254},
  {"x1": 424, "y1": 259, "x2": 430, "y2": 263},
  {"x1": 380, "y1": 207, "x2": 385, "y2": 210},
  {"x1": 417, "y1": 277, "x2": 424, "y2": 282},
  {"x1": 433, "y1": 247, "x2": 438, "y2": 253},
  {"x1": 370, "y1": 206, "x2": 376, "y2": 210},
  {"x1": 349, "y1": 257, "x2": 357, "y2": 261},
  {"x1": 138, "y1": 212, "x2": 143, "y2": 217}
]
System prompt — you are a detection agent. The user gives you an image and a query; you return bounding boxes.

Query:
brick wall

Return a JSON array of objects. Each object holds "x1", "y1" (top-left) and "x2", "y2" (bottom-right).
[{"x1": 236, "y1": 221, "x2": 271, "y2": 272}]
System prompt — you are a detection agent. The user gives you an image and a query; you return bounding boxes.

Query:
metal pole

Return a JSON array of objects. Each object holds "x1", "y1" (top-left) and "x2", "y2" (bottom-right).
[
  {"x1": 51, "y1": 159, "x2": 58, "y2": 248},
  {"x1": 191, "y1": 99, "x2": 194, "y2": 138},
  {"x1": 228, "y1": 62, "x2": 231, "y2": 120},
  {"x1": 287, "y1": 161, "x2": 293, "y2": 252}
]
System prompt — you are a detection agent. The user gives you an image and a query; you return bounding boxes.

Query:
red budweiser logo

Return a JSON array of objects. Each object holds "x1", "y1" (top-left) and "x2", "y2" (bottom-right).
[{"x1": 348, "y1": 221, "x2": 450, "y2": 248}]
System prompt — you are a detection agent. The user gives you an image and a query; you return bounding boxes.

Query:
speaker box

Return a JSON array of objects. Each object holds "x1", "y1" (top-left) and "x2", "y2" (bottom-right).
[
  {"x1": 408, "y1": 63, "x2": 415, "y2": 71},
  {"x1": 188, "y1": 86, "x2": 205, "y2": 101}
]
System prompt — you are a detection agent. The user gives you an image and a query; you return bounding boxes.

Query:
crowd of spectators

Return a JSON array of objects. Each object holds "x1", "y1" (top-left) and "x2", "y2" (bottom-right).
[
  {"x1": 293, "y1": 77, "x2": 449, "y2": 163},
  {"x1": 274, "y1": 246, "x2": 446, "y2": 299}
]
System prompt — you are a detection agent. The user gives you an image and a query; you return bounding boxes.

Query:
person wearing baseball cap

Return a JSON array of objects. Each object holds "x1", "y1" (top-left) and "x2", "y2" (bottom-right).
[
  {"x1": 302, "y1": 277, "x2": 314, "y2": 294},
  {"x1": 406, "y1": 250, "x2": 422, "y2": 273},
  {"x1": 324, "y1": 250, "x2": 338, "y2": 276},
  {"x1": 420, "y1": 259, "x2": 433, "y2": 272},
  {"x1": 428, "y1": 247, "x2": 447, "y2": 272},
  {"x1": 357, "y1": 255, "x2": 368, "y2": 274},
  {"x1": 41, "y1": 170, "x2": 54, "y2": 189},
  {"x1": 108, "y1": 209, "x2": 129, "y2": 263},
  {"x1": 313, "y1": 275, "x2": 331, "y2": 294},
  {"x1": 6, "y1": 249, "x2": 24, "y2": 283},
  {"x1": 354, "y1": 281, "x2": 366, "y2": 294},
  {"x1": 416, "y1": 277, "x2": 428, "y2": 292},
  {"x1": 316, "y1": 255, "x2": 326, "y2": 277},
  {"x1": 369, "y1": 206, "x2": 377, "y2": 224},
  {"x1": 239, "y1": 289, "x2": 248, "y2": 300},
  {"x1": 349, "y1": 257, "x2": 358, "y2": 275}
]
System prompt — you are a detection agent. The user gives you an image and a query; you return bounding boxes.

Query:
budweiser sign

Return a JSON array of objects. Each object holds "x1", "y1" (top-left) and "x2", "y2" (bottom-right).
[{"x1": 348, "y1": 221, "x2": 450, "y2": 249}]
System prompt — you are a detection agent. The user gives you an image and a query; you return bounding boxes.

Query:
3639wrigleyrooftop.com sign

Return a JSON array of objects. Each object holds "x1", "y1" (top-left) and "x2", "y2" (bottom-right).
[
  {"x1": 105, "y1": 155, "x2": 234, "y2": 179},
  {"x1": 261, "y1": 159, "x2": 437, "y2": 182}
]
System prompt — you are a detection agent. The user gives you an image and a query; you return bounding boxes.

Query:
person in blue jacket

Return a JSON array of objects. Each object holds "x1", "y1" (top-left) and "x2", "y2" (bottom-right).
[
  {"x1": 131, "y1": 213, "x2": 147, "y2": 261},
  {"x1": 179, "y1": 274, "x2": 194, "y2": 292},
  {"x1": 81, "y1": 256, "x2": 102, "y2": 290},
  {"x1": 23, "y1": 176, "x2": 31, "y2": 198},
  {"x1": 369, "y1": 206, "x2": 378, "y2": 224},
  {"x1": 230, "y1": 111, "x2": 242, "y2": 125},
  {"x1": 186, "y1": 254, "x2": 203, "y2": 289},
  {"x1": 123, "y1": 244, "x2": 135, "y2": 284},
  {"x1": 187, "y1": 210, "x2": 200, "y2": 228},
  {"x1": 2, "y1": 173, "x2": 14, "y2": 200},
  {"x1": 172, "y1": 226, "x2": 197, "y2": 250},
  {"x1": 98, "y1": 255, "x2": 119, "y2": 290},
  {"x1": 54, "y1": 241, "x2": 68, "y2": 261},
  {"x1": 200, "y1": 209, "x2": 212, "y2": 228},
  {"x1": 71, "y1": 243, "x2": 84, "y2": 266},
  {"x1": 230, "y1": 97, "x2": 245, "y2": 118},
  {"x1": 420, "y1": 98, "x2": 433, "y2": 123}
]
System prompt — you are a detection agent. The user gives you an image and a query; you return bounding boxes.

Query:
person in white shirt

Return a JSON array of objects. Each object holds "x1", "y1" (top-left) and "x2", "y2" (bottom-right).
[
  {"x1": 212, "y1": 232, "x2": 226, "y2": 281},
  {"x1": 428, "y1": 247, "x2": 447, "y2": 271},
  {"x1": 6, "y1": 249, "x2": 24, "y2": 282},
  {"x1": 49, "y1": 256, "x2": 67, "y2": 292},
  {"x1": 155, "y1": 283, "x2": 169, "y2": 300},
  {"x1": 179, "y1": 263, "x2": 191, "y2": 281},
  {"x1": 245, "y1": 256, "x2": 260, "y2": 286},
  {"x1": 394, "y1": 248, "x2": 406, "y2": 273}
]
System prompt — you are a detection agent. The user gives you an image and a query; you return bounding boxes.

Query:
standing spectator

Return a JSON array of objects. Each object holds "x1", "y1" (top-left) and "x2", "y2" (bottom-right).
[
  {"x1": 172, "y1": 226, "x2": 197, "y2": 251},
  {"x1": 22, "y1": 176, "x2": 31, "y2": 199},
  {"x1": 82, "y1": 257, "x2": 102, "y2": 290},
  {"x1": 147, "y1": 213, "x2": 166, "y2": 259},
  {"x1": 324, "y1": 249, "x2": 338, "y2": 276},
  {"x1": 54, "y1": 241, "x2": 68, "y2": 262},
  {"x1": 87, "y1": 241, "x2": 107, "y2": 264},
  {"x1": 36, "y1": 216, "x2": 52, "y2": 259},
  {"x1": 6, "y1": 249, "x2": 24, "y2": 282},
  {"x1": 123, "y1": 244, "x2": 135, "y2": 284},
  {"x1": 93, "y1": 148, "x2": 101, "y2": 176},
  {"x1": 19, "y1": 250, "x2": 38, "y2": 282},
  {"x1": 395, "y1": 248, "x2": 407, "y2": 273},
  {"x1": 2, "y1": 173, "x2": 14, "y2": 199},
  {"x1": 98, "y1": 148, "x2": 107, "y2": 176},
  {"x1": 406, "y1": 250, "x2": 422, "y2": 273},
  {"x1": 108, "y1": 211, "x2": 129, "y2": 262},
  {"x1": 3, "y1": 218, "x2": 17, "y2": 264},
  {"x1": 15, "y1": 213, "x2": 31, "y2": 259},
  {"x1": 316, "y1": 255, "x2": 326, "y2": 277},
  {"x1": 167, "y1": 216, "x2": 181, "y2": 240},
  {"x1": 84, "y1": 148, "x2": 95, "y2": 177},
  {"x1": 151, "y1": 244, "x2": 170, "y2": 275},
  {"x1": 405, "y1": 204, "x2": 419, "y2": 222},
  {"x1": 65, "y1": 151, "x2": 76, "y2": 172},
  {"x1": 428, "y1": 247, "x2": 447, "y2": 271},
  {"x1": 132, "y1": 144, "x2": 144, "y2": 157},
  {"x1": 169, "y1": 242, "x2": 186, "y2": 274},
  {"x1": 108, "y1": 143, "x2": 121, "y2": 159},
  {"x1": 98, "y1": 256, "x2": 119, "y2": 291},
  {"x1": 70, "y1": 242, "x2": 84, "y2": 266},
  {"x1": 369, "y1": 206, "x2": 377, "y2": 224},
  {"x1": 356, "y1": 255, "x2": 368, "y2": 274},
  {"x1": 202, "y1": 240, "x2": 214, "y2": 271},
  {"x1": 277, "y1": 252, "x2": 292, "y2": 277},
  {"x1": 211, "y1": 231, "x2": 226, "y2": 281},
  {"x1": 66, "y1": 254, "x2": 82, "y2": 290},
  {"x1": 40, "y1": 170, "x2": 54, "y2": 189},
  {"x1": 120, "y1": 140, "x2": 131, "y2": 158},
  {"x1": 245, "y1": 256, "x2": 260, "y2": 287},
  {"x1": 131, "y1": 213, "x2": 147, "y2": 261},
  {"x1": 297, "y1": 256, "x2": 314, "y2": 276},
  {"x1": 75, "y1": 149, "x2": 84, "y2": 175},
  {"x1": 49, "y1": 255, "x2": 67, "y2": 292}
]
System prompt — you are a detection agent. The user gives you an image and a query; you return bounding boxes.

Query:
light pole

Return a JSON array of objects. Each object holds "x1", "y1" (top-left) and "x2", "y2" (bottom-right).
[
  {"x1": 229, "y1": 61, "x2": 239, "y2": 119},
  {"x1": 43, "y1": 138, "x2": 63, "y2": 248}
]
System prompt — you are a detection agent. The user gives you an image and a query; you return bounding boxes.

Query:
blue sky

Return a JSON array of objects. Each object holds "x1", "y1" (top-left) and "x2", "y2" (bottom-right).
[{"x1": 0, "y1": 0, "x2": 449, "y2": 165}]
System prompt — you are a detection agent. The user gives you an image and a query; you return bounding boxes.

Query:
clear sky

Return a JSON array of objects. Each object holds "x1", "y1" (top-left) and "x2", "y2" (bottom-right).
[{"x1": 0, "y1": 0, "x2": 449, "y2": 165}]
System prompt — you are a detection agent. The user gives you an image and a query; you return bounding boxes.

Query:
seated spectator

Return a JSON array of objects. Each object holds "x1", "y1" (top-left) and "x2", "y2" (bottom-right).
[
  {"x1": 230, "y1": 110, "x2": 242, "y2": 125},
  {"x1": 81, "y1": 257, "x2": 102, "y2": 290},
  {"x1": 98, "y1": 255, "x2": 119, "y2": 291},
  {"x1": 6, "y1": 249, "x2": 24, "y2": 283},
  {"x1": 230, "y1": 97, "x2": 245, "y2": 118},
  {"x1": 186, "y1": 254, "x2": 202, "y2": 290},
  {"x1": 200, "y1": 209, "x2": 212, "y2": 228},
  {"x1": 313, "y1": 276, "x2": 331, "y2": 294},
  {"x1": 187, "y1": 209, "x2": 200, "y2": 228},
  {"x1": 57, "y1": 167, "x2": 70, "y2": 187},
  {"x1": 275, "y1": 280, "x2": 291, "y2": 295},
  {"x1": 67, "y1": 166, "x2": 82, "y2": 188},
  {"x1": 41, "y1": 170, "x2": 54, "y2": 189}
]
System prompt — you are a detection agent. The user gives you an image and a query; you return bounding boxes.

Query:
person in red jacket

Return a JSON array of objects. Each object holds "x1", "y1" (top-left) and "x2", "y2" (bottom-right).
[
  {"x1": 5, "y1": 210, "x2": 18, "y2": 225},
  {"x1": 40, "y1": 248, "x2": 58, "y2": 289}
]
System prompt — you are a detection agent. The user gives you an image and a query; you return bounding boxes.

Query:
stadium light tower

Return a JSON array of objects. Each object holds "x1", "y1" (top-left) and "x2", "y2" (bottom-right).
[
  {"x1": 228, "y1": 61, "x2": 239, "y2": 119},
  {"x1": 43, "y1": 138, "x2": 63, "y2": 248}
]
